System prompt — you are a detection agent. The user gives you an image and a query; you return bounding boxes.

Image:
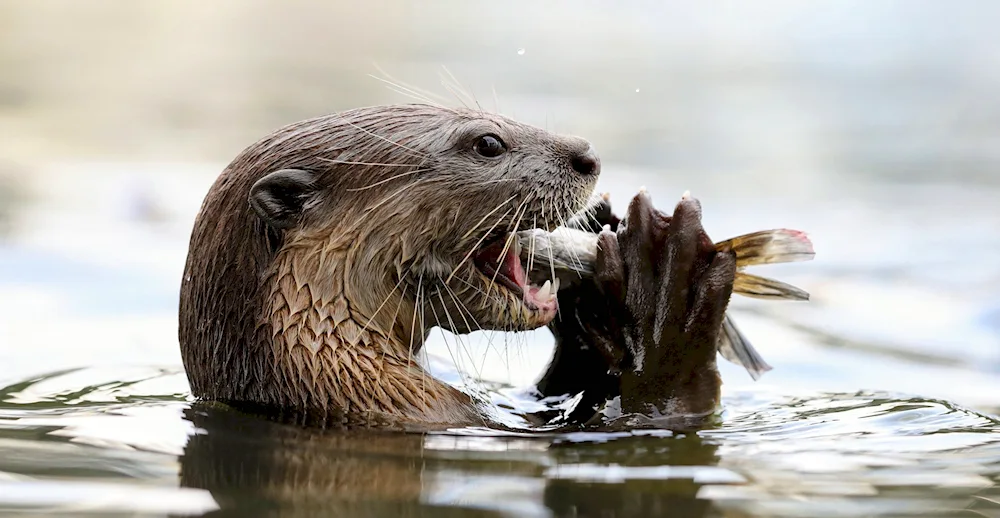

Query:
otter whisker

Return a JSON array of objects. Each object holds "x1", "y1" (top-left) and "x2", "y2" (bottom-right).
[
  {"x1": 542, "y1": 211, "x2": 562, "y2": 324},
  {"x1": 458, "y1": 194, "x2": 518, "y2": 242},
  {"x1": 567, "y1": 194, "x2": 604, "y2": 230},
  {"x1": 553, "y1": 205, "x2": 586, "y2": 276},
  {"x1": 371, "y1": 63, "x2": 452, "y2": 105},
  {"x1": 340, "y1": 118, "x2": 428, "y2": 159},
  {"x1": 542, "y1": 211, "x2": 557, "y2": 291},
  {"x1": 491, "y1": 84, "x2": 501, "y2": 115},
  {"x1": 361, "y1": 272, "x2": 409, "y2": 333},
  {"x1": 447, "y1": 277, "x2": 479, "y2": 301},
  {"x1": 345, "y1": 168, "x2": 430, "y2": 192},
  {"x1": 451, "y1": 276, "x2": 507, "y2": 307},
  {"x1": 437, "y1": 291, "x2": 482, "y2": 379},
  {"x1": 388, "y1": 281, "x2": 408, "y2": 333},
  {"x1": 446, "y1": 200, "x2": 517, "y2": 285},
  {"x1": 485, "y1": 197, "x2": 531, "y2": 300},
  {"x1": 591, "y1": 197, "x2": 605, "y2": 225},
  {"x1": 552, "y1": 202, "x2": 581, "y2": 266},
  {"x1": 375, "y1": 281, "x2": 409, "y2": 380},
  {"x1": 441, "y1": 283, "x2": 504, "y2": 377},
  {"x1": 502, "y1": 306, "x2": 526, "y2": 383},
  {"x1": 409, "y1": 274, "x2": 426, "y2": 407},
  {"x1": 439, "y1": 80, "x2": 470, "y2": 110},
  {"x1": 355, "y1": 176, "x2": 449, "y2": 228},
  {"x1": 417, "y1": 274, "x2": 432, "y2": 408},
  {"x1": 452, "y1": 201, "x2": 463, "y2": 228},
  {"x1": 435, "y1": 289, "x2": 485, "y2": 383},
  {"x1": 526, "y1": 215, "x2": 538, "y2": 276},
  {"x1": 441, "y1": 283, "x2": 485, "y2": 336},
  {"x1": 367, "y1": 74, "x2": 446, "y2": 108},
  {"x1": 476, "y1": 178, "x2": 521, "y2": 185},
  {"x1": 316, "y1": 157, "x2": 423, "y2": 168},
  {"x1": 339, "y1": 176, "x2": 445, "y2": 242},
  {"x1": 541, "y1": 201, "x2": 547, "y2": 233},
  {"x1": 550, "y1": 204, "x2": 584, "y2": 322},
  {"x1": 427, "y1": 291, "x2": 474, "y2": 388},
  {"x1": 441, "y1": 283, "x2": 483, "y2": 335},
  {"x1": 509, "y1": 195, "x2": 532, "y2": 235},
  {"x1": 439, "y1": 65, "x2": 481, "y2": 112},
  {"x1": 443, "y1": 83, "x2": 469, "y2": 109}
]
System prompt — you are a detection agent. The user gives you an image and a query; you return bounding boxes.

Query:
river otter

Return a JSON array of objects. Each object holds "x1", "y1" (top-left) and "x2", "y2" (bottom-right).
[{"x1": 178, "y1": 104, "x2": 737, "y2": 429}]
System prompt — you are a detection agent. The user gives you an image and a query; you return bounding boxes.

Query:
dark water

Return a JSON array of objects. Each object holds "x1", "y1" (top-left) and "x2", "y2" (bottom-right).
[{"x1": 2, "y1": 368, "x2": 1000, "y2": 517}]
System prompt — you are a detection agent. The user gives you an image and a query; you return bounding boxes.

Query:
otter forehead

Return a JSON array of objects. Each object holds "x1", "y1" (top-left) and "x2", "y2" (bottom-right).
[
  {"x1": 444, "y1": 107, "x2": 591, "y2": 150},
  {"x1": 236, "y1": 104, "x2": 596, "y2": 186},
  {"x1": 310, "y1": 104, "x2": 592, "y2": 160}
]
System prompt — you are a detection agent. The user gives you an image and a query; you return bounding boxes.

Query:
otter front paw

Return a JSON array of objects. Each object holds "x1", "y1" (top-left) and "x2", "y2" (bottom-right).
[{"x1": 597, "y1": 191, "x2": 737, "y2": 417}]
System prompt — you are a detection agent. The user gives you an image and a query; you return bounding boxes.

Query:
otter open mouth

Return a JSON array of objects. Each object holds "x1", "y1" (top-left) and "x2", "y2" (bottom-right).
[{"x1": 472, "y1": 234, "x2": 560, "y2": 314}]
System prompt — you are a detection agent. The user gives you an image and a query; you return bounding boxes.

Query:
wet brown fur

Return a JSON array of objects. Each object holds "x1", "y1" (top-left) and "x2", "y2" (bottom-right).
[
  {"x1": 179, "y1": 104, "x2": 598, "y2": 426},
  {"x1": 262, "y1": 231, "x2": 474, "y2": 424}
]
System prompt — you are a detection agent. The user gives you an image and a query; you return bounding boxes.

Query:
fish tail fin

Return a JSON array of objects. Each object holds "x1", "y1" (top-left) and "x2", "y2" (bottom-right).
[
  {"x1": 717, "y1": 229, "x2": 815, "y2": 267},
  {"x1": 734, "y1": 272, "x2": 810, "y2": 301},
  {"x1": 717, "y1": 314, "x2": 773, "y2": 381}
]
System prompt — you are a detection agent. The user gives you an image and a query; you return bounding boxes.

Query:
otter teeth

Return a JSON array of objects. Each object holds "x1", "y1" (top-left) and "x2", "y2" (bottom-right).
[
  {"x1": 539, "y1": 280, "x2": 553, "y2": 301},
  {"x1": 536, "y1": 278, "x2": 560, "y2": 302}
]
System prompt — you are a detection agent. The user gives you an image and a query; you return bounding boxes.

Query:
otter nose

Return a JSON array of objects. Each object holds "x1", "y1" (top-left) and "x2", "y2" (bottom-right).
[{"x1": 570, "y1": 146, "x2": 600, "y2": 176}]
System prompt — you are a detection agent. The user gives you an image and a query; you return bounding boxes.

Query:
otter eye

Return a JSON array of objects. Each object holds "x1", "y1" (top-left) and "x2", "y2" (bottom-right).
[{"x1": 473, "y1": 134, "x2": 506, "y2": 158}]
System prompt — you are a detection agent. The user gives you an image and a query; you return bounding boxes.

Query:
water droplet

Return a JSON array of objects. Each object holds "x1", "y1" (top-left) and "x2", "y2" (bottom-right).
[
  {"x1": 517, "y1": 48, "x2": 526, "y2": 56},
  {"x1": 635, "y1": 88, "x2": 641, "y2": 93}
]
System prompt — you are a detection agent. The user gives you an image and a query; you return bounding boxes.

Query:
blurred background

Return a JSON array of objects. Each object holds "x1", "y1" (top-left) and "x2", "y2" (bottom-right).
[{"x1": 1, "y1": 0, "x2": 999, "y2": 412}]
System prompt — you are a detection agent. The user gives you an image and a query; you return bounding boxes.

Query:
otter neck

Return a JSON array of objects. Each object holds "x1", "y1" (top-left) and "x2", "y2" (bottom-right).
[{"x1": 262, "y1": 236, "x2": 474, "y2": 424}]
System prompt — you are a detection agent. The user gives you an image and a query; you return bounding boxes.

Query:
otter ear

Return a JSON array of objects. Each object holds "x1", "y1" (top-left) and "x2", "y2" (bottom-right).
[{"x1": 249, "y1": 169, "x2": 319, "y2": 229}]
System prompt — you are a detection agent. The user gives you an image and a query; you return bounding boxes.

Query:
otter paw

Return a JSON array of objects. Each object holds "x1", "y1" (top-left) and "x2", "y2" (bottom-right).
[{"x1": 605, "y1": 191, "x2": 737, "y2": 417}]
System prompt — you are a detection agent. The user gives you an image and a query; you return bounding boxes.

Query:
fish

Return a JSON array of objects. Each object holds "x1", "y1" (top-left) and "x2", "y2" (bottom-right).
[{"x1": 517, "y1": 198, "x2": 815, "y2": 381}]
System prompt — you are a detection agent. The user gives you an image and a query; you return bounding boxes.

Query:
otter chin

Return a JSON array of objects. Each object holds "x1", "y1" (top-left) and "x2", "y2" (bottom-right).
[{"x1": 179, "y1": 104, "x2": 601, "y2": 427}]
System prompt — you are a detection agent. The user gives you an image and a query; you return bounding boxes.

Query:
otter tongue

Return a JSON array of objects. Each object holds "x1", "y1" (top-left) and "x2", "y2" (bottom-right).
[{"x1": 499, "y1": 240, "x2": 527, "y2": 288}]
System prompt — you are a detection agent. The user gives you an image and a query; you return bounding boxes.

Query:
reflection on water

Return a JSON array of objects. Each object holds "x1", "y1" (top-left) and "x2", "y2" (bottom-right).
[
  {"x1": 1, "y1": 368, "x2": 999, "y2": 517},
  {"x1": 3, "y1": 0, "x2": 1000, "y2": 516}
]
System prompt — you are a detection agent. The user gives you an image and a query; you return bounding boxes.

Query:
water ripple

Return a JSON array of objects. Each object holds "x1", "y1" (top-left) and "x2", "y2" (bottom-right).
[{"x1": 0, "y1": 370, "x2": 999, "y2": 517}]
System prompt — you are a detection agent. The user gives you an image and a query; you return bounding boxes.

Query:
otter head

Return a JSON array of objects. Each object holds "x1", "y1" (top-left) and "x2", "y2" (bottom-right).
[{"x1": 179, "y1": 104, "x2": 600, "y2": 412}]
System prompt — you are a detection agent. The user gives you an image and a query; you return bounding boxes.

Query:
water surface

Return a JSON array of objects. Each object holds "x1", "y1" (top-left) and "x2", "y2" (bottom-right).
[
  {"x1": 2, "y1": 367, "x2": 1000, "y2": 517},
  {"x1": 2, "y1": 1, "x2": 1000, "y2": 516}
]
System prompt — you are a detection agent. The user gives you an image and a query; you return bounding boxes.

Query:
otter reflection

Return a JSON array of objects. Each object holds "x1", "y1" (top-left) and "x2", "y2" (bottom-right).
[{"x1": 179, "y1": 403, "x2": 721, "y2": 517}]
